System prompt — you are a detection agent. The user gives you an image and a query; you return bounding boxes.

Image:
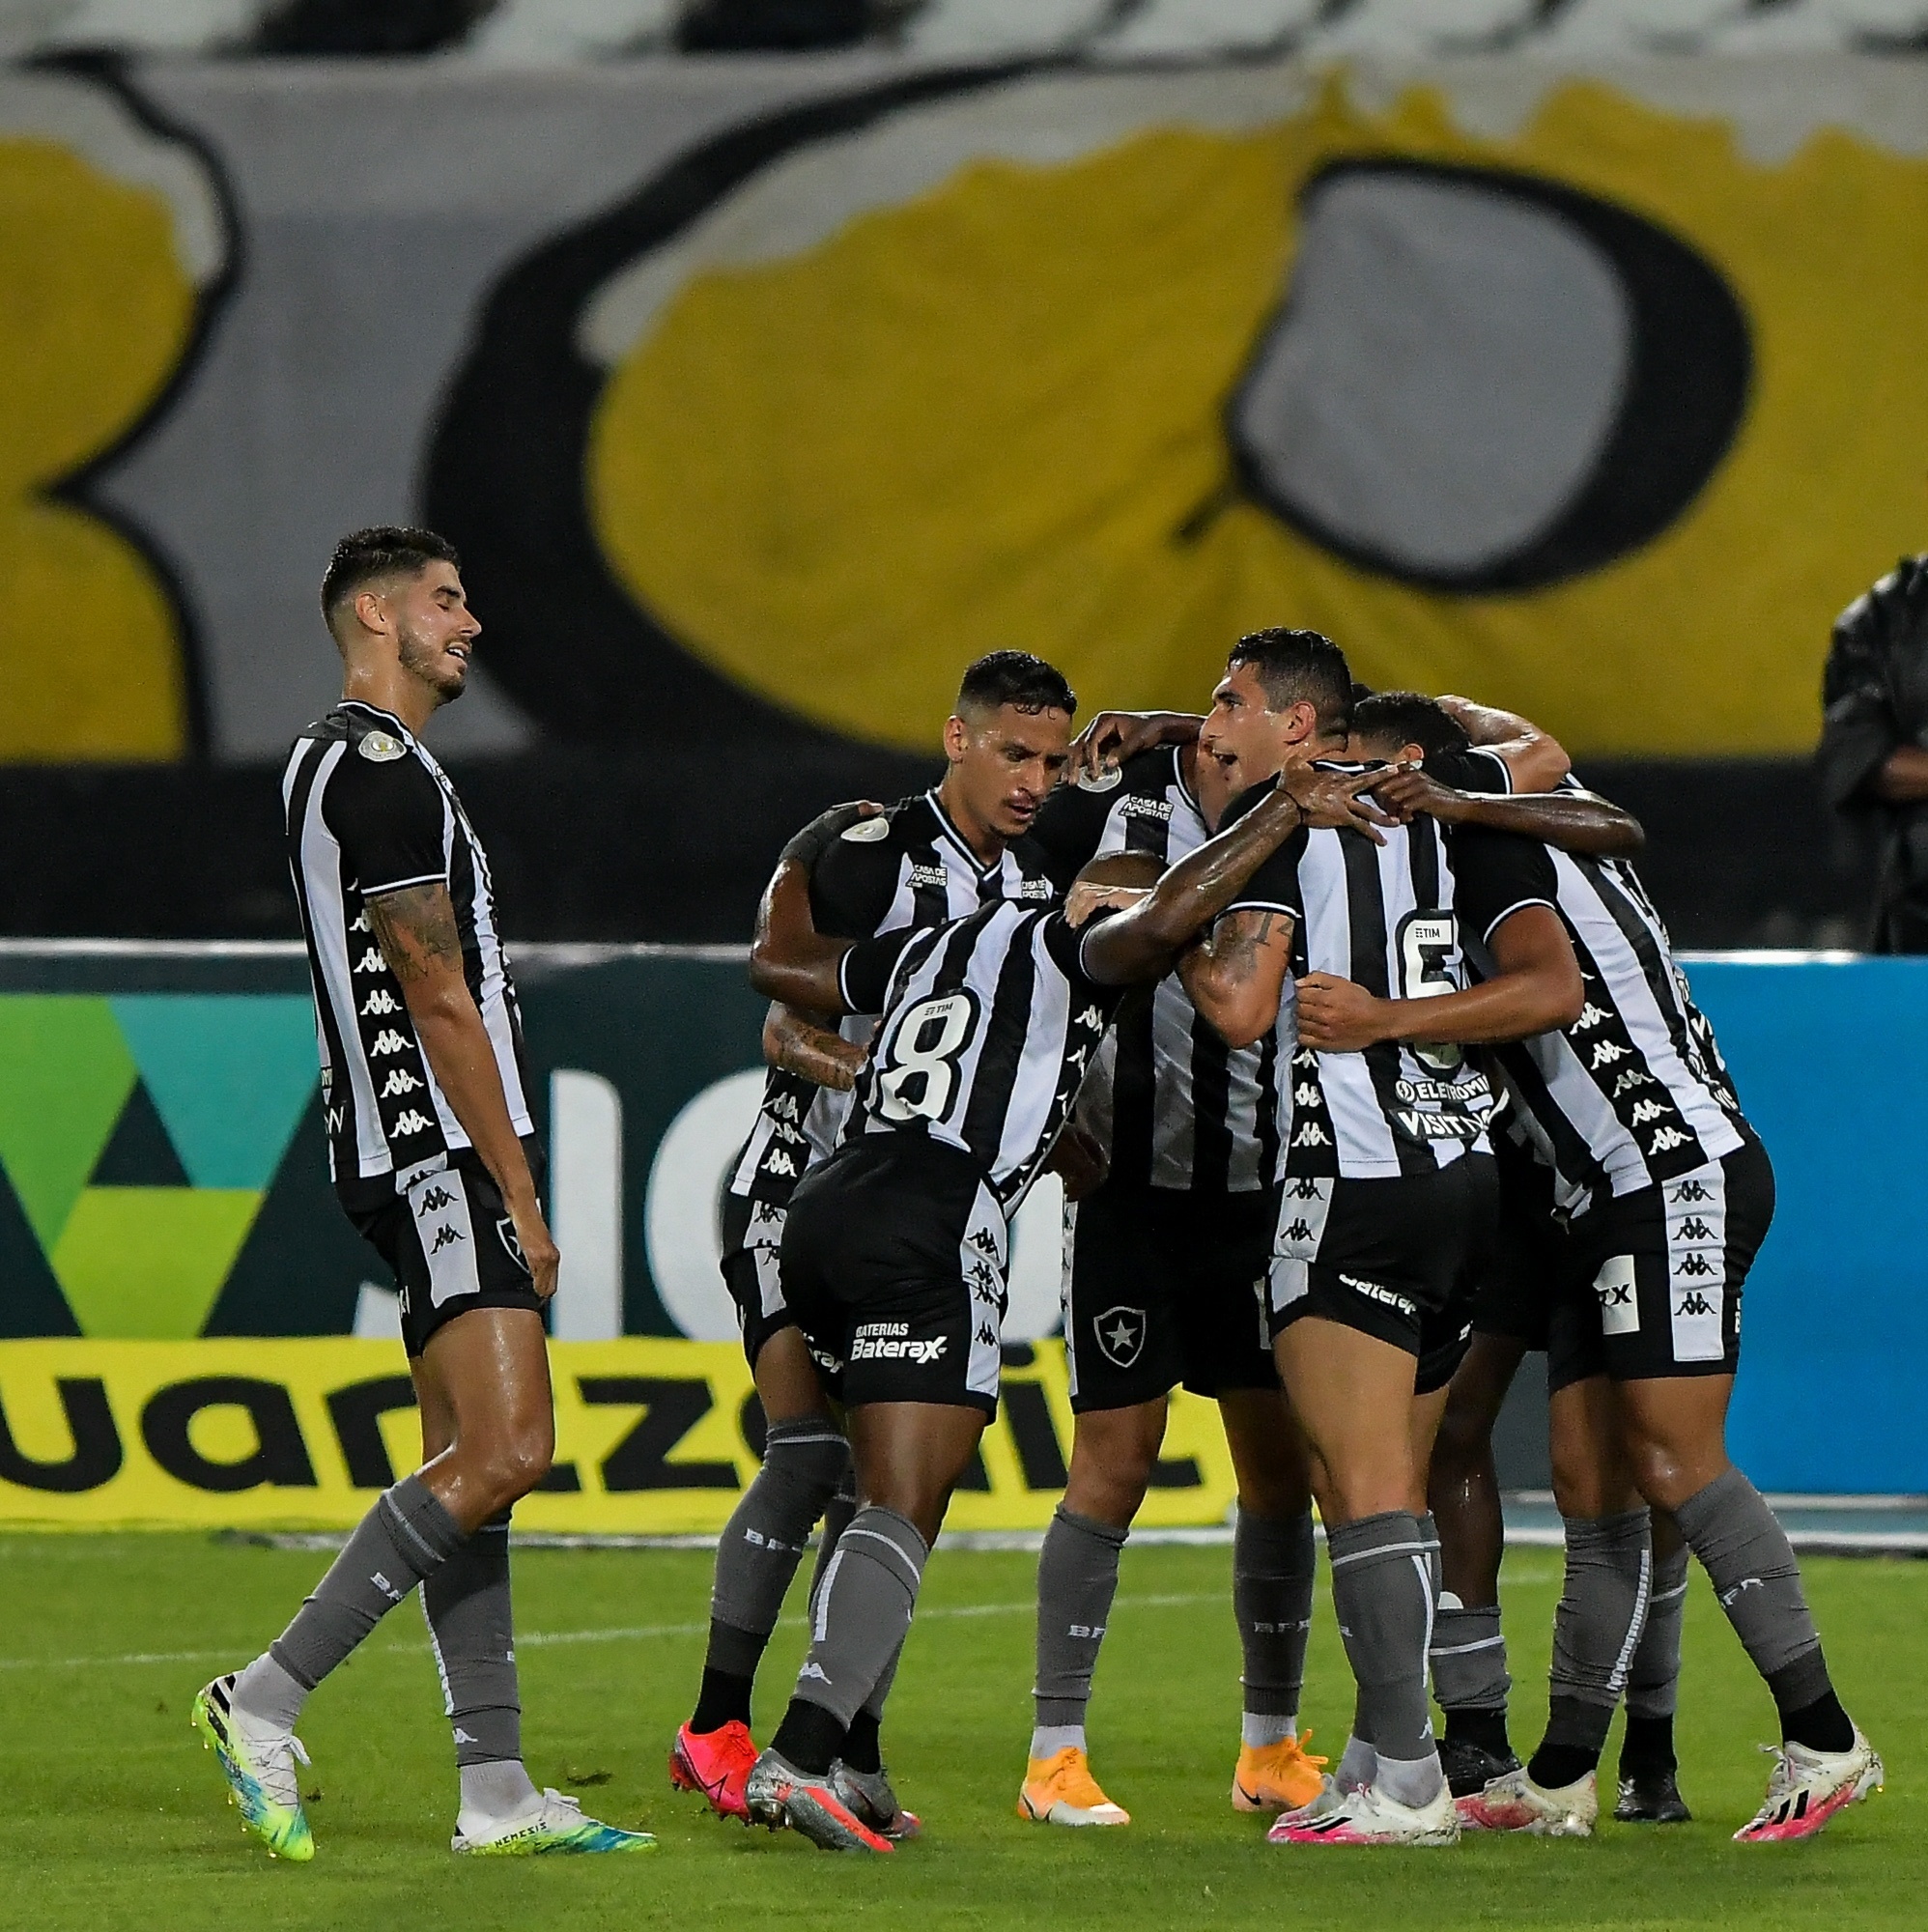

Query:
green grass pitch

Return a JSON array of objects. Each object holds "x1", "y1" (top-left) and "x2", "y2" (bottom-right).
[{"x1": 0, "y1": 1532, "x2": 1915, "y2": 1929}]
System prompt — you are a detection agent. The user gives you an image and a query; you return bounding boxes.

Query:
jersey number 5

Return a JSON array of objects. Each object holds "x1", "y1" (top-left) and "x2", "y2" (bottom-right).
[
  {"x1": 1395, "y1": 911, "x2": 1463, "y2": 1073},
  {"x1": 875, "y1": 991, "x2": 979, "y2": 1124}
]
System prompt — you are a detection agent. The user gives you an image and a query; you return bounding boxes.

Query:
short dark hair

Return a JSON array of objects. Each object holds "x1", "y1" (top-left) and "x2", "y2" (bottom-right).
[
  {"x1": 956, "y1": 650, "x2": 1077, "y2": 721},
  {"x1": 1348, "y1": 690, "x2": 1471, "y2": 760},
  {"x1": 1226, "y1": 628, "x2": 1351, "y2": 737},
  {"x1": 321, "y1": 526, "x2": 459, "y2": 629}
]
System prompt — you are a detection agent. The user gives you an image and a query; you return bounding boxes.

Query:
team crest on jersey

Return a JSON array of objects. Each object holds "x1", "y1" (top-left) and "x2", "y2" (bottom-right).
[
  {"x1": 1075, "y1": 765, "x2": 1123, "y2": 794},
  {"x1": 1093, "y1": 1305, "x2": 1147, "y2": 1369},
  {"x1": 358, "y1": 729, "x2": 406, "y2": 762},
  {"x1": 841, "y1": 816, "x2": 892, "y2": 842}
]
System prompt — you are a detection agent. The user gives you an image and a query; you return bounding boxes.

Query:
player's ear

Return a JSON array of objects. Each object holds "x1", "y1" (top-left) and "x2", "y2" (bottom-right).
[{"x1": 942, "y1": 713, "x2": 970, "y2": 763}]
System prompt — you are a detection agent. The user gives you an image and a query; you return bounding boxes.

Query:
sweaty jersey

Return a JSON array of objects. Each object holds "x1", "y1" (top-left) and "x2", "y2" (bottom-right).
[
  {"x1": 1448, "y1": 778, "x2": 1752, "y2": 1216},
  {"x1": 839, "y1": 900, "x2": 1123, "y2": 1212},
  {"x1": 1030, "y1": 747, "x2": 1279, "y2": 1193},
  {"x1": 1222, "y1": 770, "x2": 1496, "y2": 1181},
  {"x1": 724, "y1": 791, "x2": 1056, "y2": 1224},
  {"x1": 282, "y1": 700, "x2": 535, "y2": 1212}
]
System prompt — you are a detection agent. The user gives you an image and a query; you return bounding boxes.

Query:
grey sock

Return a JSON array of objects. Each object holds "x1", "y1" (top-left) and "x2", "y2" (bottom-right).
[
  {"x1": 863, "y1": 1633, "x2": 904, "y2": 1722},
  {"x1": 267, "y1": 1474, "x2": 464, "y2": 1693},
  {"x1": 1375, "y1": 1748, "x2": 1444, "y2": 1808},
  {"x1": 1417, "y1": 1511, "x2": 1443, "y2": 1601},
  {"x1": 1033, "y1": 1504, "x2": 1128, "y2": 1728},
  {"x1": 1431, "y1": 1601, "x2": 1511, "y2": 1714},
  {"x1": 1336, "y1": 1733, "x2": 1377, "y2": 1792},
  {"x1": 808, "y1": 1469, "x2": 859, "y2": 1625},
  {"x1": 423, "y1": 1511, "x2": 523, "y2": 1769},
  {"x1": 1233, "y1": 1507, "x2": 1316, "y2": 1720},
  {"x1": 709, "y1": 1419, "x2": 849, "y2": 1665},
  {"x1": 1543, "y1": 1509, "x2": 1653, "y2": 1760},
  {"x1": 1674, "y1": 1467, "x2": 1831, "y2": 1709},
  {"x1": 1626, "y1": 1540, "x2": 1690, "y2": 1719},
  {"x1": 793, "y1": 1505, "x2": 928, "y2": 1726},
  {"x1": 1327, "y1": 1511, "x2": 1436, "y2": 1768},
  {"x1": 230, "y1": 1652, "x2": 308, "y2": 1733}
]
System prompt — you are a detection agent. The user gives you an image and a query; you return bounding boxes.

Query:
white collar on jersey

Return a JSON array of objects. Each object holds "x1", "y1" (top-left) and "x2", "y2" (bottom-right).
[{"x1": 924, "y1": 787, "x2": 1005, "y2": 880}]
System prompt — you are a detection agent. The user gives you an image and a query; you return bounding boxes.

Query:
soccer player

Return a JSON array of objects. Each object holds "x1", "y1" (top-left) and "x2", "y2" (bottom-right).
[
  {"x1": 192, "y1": 528, "x2": 645, "y2": 1860},
  {"x1": 740, "y1": 759, "x2": 1366, "y2": 1852},
  {"x1": 1352, "y1": 700, "x2": 1883, "y2": 1843},
  {"x1": 1181, "y1": 650, "x2": 1588, "y2": 1848},
  {"x1": 670, "y1": 652, "x2": 1070, "y2": 1833},
  {"x1": 1009, "y1": 632, "x2": 1400, "y2": 1831}
]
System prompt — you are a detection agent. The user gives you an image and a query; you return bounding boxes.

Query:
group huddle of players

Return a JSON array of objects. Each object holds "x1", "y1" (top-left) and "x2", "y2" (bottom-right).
[
  {"x1": 668, "y1": 632, "x2": 1884, "y2": 1853},
  {"x1": 191, "y1": 534, "x2": 1878, "y2": 1864}
]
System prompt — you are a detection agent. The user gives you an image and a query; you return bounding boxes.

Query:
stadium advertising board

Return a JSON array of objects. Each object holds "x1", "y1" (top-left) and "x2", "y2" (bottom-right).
[{"x1": 0, "y1": 945, "x2": 1923, "y2": 1520}]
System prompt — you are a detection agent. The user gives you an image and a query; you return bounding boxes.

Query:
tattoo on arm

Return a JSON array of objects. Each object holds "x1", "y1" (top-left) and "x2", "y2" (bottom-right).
[
  {"x1": 1198, "y1": 910, "x2": 1278, "y2": 985},
  {"x1": 764, "y1": 1003, "x2": 865, "y2": 1093},
  {"x1": 366, "y1": 883, "x2": 465, "y2": 985}
]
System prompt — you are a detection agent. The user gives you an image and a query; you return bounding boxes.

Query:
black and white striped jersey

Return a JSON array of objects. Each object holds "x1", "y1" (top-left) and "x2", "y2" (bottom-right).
[
  {"x1": 1221, "y1": 771, "x2": 1497, "y2": 1180},
  {"x1": 839, "y1": 901, "x2": 1123, "y2": 1212},
  {"x1": 1030, "y1": 747, "x2": 1279, "y2": 1193},
  {"x1": 282, "y1": 701, "x2": 534, "y2": 1213},
  {"x1": 725, "y1": 791, "x2": 1057, "y2": 1221},
  {"x1": 1452, "y1": 813, "x2": 1752, "y2": 1217}
]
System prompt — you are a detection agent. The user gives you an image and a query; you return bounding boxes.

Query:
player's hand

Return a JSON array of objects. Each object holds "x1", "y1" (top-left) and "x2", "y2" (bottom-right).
[
  {"x1": 1293, "y1": 972, "x2": 1391, "y2": 1052},
  {"x1": 509, "y1": 1198, "x2": 560, "y2": 1302},
  {"x1": 1046, "y1": 1125, "x2": 1109, "y2": 1203},
  {"x1": 780, "y1": 799, "x2": 884, "y2": 869},
  {"x1": 1280, "y1": 762, "x2": 1405, "y2": 844},
  {"x1": 1068, "y1": 710, "x2": 1201, "y2": 784},
  {"x1": 1365, "y1": 766, "x2": 1472, "y2": 825}
]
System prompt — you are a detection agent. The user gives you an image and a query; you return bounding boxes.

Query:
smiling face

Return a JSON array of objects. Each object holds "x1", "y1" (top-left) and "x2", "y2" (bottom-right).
[
  {"x1": 1198, "y1": 660, "x2": 1324, "y2": 800},
  {"x1": 381, "y1": 559, "x2": 479, "y2": 704},
  {"x1": 941, "y1": 700, "x2": 1073, "y2": 848}
]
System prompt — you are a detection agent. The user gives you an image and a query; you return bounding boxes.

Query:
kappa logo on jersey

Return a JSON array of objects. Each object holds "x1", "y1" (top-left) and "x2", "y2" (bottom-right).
[
  {"x1": 1647, "y1": 1125, "x2": 1689, "y2": 1152},
  {"x1": 967, "y1": 1227, "x2": 1000, "y2": 1259},
  {"x1": 1670, "y1": 1179, "x2": 1712, "y2": 1204},
  {"x1": 1280, "y1": 1218, "x2": 1316, "y2": 1243},
  {"x1": 1093, "y1": 1305, "x2": 1147, "y2": 1369},
  {"x1": 1293, "y1": 1083, "x2": 1321, "y2": 1108},
  {"x1": 354, "y1": 947, "x2": 384, "y2": 974},
  {"x1": 351, "y1": 910, "x2": 371, "y2": 933},
  {"x1": 1673, "y1": 1253, "x2": 1717, "y2": 1279},
  {"x1": 966, "y1": 1257, "x2": 1002, "y2": 1306},
  {"x1": 1571, "y1": 1002, "x2": 1609, "y2": 1032},
  {"x1": 392, "y1": 1109, "x2": 434, "y2": 1136},
  {"x1": 1589, "y1": 1039, "x2": 1630, "y2": 1068},
  {"x1": 751, "y1": 1201, "x2": 783, "y2": 1229},
  {"x1": 380, "y1": 1068, "x2": 423, "y2": 1098},
  {"x1": 1629, "y1": 1098, "x2": 1670, "y2": 1124},
  {"x1": 840, "y1": 816, "x2": 893, "y2": 842},
  {"x1": 1610, "y1": 1069, "x2": 1655, "y2": 1096},
  {"x1": 370, "y1": 1028, "x2": 408, "y2": 1056},
  {"x1": 850, "y1": 1321, "x2": 949, "y2": 1365},
  {"x1": 358, "y1": 729, "x2": 406, "y2": 762},
  {"x1": 1291, "y1": 1120, "x2": 1330, "y2": 1148},
  {"x1": 428, "y1": 1222, "x2": 466, "y2": 1253},
  {"x1": 769, "y1": 1094, "x2": 802, "y2": 1122},
  {"x1": 764, "y1": 1150, "x2": 798, "y2": 1178},
  {"x1": 1338, "y1": 1274, "x2": 1416, "y2": 1320},
  {"x1": 1075, "y1": 765, "x2": 1123, "y2": 794},
  {"x1": 416, "y1": 1184, "x2": 456, "y2": 1217},
  {"x1": 1675, "y1": 1215, "x2": 1715, "y2": 1241},
  {"x1": 1285, "y1": 1178, "x2": 1323, "y2": 1200},
  {"x1": 361, "y1": 988, "x2": 401, "y2": 1017}
]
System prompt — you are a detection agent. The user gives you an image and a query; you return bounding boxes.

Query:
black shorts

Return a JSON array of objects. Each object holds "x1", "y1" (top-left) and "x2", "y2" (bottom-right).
[
  {"x1": 353, "y1": 1151, "x2": 545, "y2": 1359},
  {"x1": 1548, "y1": 1140, "x2": 1774, "y2": 1392},
  {"x1": 1266, "y1": 1155, "x2": 1499, "y2": 1365},
  {"x1": 780, "y1": 1134, "x2": 1007, "y2": 1416},
  {"x1": 718, "y1": 1190, "x2": 799, "y2": 1370},
  {"x1": 1063, "y1": 1179, "x2": 1278, "y2": 1413},
  {"x1": 1470, "y1": 1148, "x2": 1565, "y2": 1351}
]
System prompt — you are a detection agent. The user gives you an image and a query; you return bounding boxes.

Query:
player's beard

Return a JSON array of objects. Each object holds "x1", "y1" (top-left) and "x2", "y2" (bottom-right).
[{"x1": 396, "y1": 617, "x2": 468, "y2": 704}]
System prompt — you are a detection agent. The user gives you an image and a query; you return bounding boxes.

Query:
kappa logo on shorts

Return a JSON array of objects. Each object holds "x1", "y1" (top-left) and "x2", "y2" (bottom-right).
[
  {"x1": 1674, "y1": 1289, "x2": 1717, "y2": 1318},
  {"x1": 428, "y1": 1222, "x2": 466, "y2": 1254},
  {"x1": 1670, "y1": 1179, "x2": 1712, "y2": 1204},
  {"x1": 1594, "y1": 1255, "x2": 1640, "y2": 1335},
  {"x1": 415, "y1": 1184, "x2": 455, "y2": 1217},
  {"x1": 1093, "y1": 1306, "x2": 1148, "y2": 1369}
]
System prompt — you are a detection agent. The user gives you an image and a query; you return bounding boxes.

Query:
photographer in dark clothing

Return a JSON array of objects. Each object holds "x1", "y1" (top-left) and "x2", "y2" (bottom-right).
[{"x1": 1818, "y1": 555, "x2": 1928, "y2": 952}]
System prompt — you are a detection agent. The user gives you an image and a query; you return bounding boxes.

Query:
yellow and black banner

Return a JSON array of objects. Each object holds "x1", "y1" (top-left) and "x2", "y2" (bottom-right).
[{"x1": 0, "y1": 1339, "x2": 1236, "y2": 1533}]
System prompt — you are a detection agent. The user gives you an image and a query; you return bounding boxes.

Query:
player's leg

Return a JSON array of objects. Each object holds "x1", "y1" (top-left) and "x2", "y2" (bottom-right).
[
  {"x1": 1463, "y1": 1371, "x2": 1640, "y2": 1836},
  {"x1": 196, "y1": 1170, "x2": 562, "y2": 1860},
  {"x1": 675, "y1": 1228, "x2": 847, "y2": 1819},
  {"x1": 1021, "y1": 1179, "x2": 1175, "y2": 1827},
  {"x1": 1615, "y1": 1507, "x2": 1691, "y2": 1822},
  {"x1": 1218, "y1": 1387, "x2": 1323, "y2": 1814},
  {"x1": 1428, "y1": 1336, "x2": 1528, "y2": 1794},
  {"x1": 1604, "y1": 1147, "x2": 1879, "y2": 1841}
]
